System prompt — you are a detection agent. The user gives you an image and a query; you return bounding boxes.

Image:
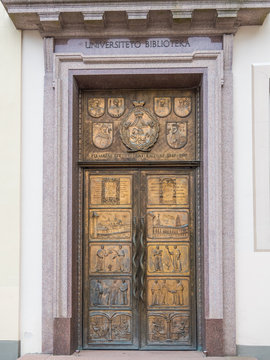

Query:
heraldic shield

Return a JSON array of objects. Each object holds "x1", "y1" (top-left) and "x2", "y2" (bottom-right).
[
  {"x1": 174, "y1": 96, "x2": 192, "y2": 118},
  {"x1": 120, "y1": 105, "x2": 159, "y2": 152},
  {"x1": 166, "y1": 122, "x2": 188, "y2": 149},
  {"x1": 88, "y1": 98, "x2": 105, "y2": 118},
  {"x1": 108, "y1": 97, "x2": 125, "y2": 118},
  {"x1": 154, "y1": 97, "x2": 171, "y2": 117},
  {"x1": 92, "y1": 123, "x2": 113, "y2": 149}
]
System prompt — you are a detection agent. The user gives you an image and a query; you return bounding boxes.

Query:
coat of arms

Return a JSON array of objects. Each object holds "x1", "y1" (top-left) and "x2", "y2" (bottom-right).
[
  {"x1": 92, "y1": 123, "x2": 113, "y2": 149},
  {"x1": 174, "y1": 96, "x2": 192, "y2": 117},
  {"x1": 166, "y1": 122, "x2": 187, "y2": 149},
  {"x1": 120, "y1": 102, "x2": 159, "y2": 152},
  {"x1": 88, "y1": 98, "x2": 105, "y2": 118},
  {"x1": 108, "y1": 97, "x2": 125, "y2": 118},
  {"x1": 154, "y1": 97, "x2": 171, "y2": 117}
]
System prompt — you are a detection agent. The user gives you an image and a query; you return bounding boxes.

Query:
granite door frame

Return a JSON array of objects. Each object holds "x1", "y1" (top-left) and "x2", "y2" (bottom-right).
[{"x1": 42, "y1": 35, "x2": 235, "y2": 356}]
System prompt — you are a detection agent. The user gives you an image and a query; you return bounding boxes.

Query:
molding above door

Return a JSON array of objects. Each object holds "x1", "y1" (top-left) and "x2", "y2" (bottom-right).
[{"x1": 1, "y1": 0, "x2": 270, "y2": 37}]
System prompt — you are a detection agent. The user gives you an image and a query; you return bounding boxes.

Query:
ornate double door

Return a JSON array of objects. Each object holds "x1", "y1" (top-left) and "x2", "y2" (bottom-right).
[{"x1": 83, "y1": 168, "x2": 196, "y2": 349}]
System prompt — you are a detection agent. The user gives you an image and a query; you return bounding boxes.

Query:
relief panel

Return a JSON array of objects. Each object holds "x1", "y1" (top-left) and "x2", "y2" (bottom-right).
[
  {"x1": 90, "y1": 279, "x2": 130, "y2": 307},
  {"x1": 147, "y1": 176, "x2": 189, "y2": 207},
  {"x1": 147, "y1": 312, "x2": 190, "y2": 344},
  {"x1": 147, "y1": 278, "x2": 189, "y2": 308},
  {"x1": 89, "y1": 244, "x2": 131, "y2": 274},
  {"x1": 89, "y1": 210, "x2": 132, "y2": 241},
  {"x1": 81, "y1": 90, "x2": 197, "y2": 162},
  {"x1": 89, "y1": 311, "x2": 132, "y2": 343},
  {"x1": 147, "y1": 210, "x2": 189, "y2": 240},
  {"x1": 147, "y1": 244, "x2": 189, "y2": 275},
  {"x1": 89, "y1": 175, "x2": 132, "y2": 207}
]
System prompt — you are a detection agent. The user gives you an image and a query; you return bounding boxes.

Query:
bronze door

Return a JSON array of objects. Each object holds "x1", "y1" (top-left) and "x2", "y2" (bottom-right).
[{"x1": 83, "y1": 168, "x2": 196, "y2": 349}]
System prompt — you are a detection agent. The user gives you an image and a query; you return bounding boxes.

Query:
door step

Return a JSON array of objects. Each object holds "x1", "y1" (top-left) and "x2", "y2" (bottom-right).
[{"x1": 18, "y1": 351, "x2": 257, "y2": 360}]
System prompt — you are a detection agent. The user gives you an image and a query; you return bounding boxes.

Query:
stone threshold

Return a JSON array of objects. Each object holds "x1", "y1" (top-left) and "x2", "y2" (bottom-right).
[{"x1": 18, "y1": 351, "x2": 257, "y2": 360}]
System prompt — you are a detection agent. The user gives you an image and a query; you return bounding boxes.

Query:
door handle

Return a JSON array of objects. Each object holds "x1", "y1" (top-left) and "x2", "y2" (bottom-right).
[
  {"x1": 132, "y1": 216, "x2": 139, "y2": 299},
  {"x1": 139, "y1": 217, "x2": 146, "y2": 302}
]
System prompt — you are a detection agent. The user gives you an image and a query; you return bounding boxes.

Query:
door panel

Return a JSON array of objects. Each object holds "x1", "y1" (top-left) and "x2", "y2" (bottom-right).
[
  {"x1": 83, "y1": 169, "x2": 195, "y2": 350},
  {"x1": 84, "y1": 170, "x2": 139, "y2": 349},
  {"x1": 140, "y1": 170, "x2": 195, "y2": 349}
]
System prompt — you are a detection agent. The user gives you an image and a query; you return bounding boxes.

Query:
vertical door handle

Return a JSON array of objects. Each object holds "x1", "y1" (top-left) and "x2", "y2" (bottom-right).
[
  {"x1": 132, "y1": 216, "x2": 139, "y2": 299},
  {"x1": 139, "y1": 217, "x2": 146, "y2": 302}
]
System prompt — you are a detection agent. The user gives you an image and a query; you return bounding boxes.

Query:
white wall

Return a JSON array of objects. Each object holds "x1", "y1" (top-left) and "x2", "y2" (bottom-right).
[
  {"x1": 0, "y1": 1, "x2": 21, "y2": 343},
  {"x1": 234, "y1": 14, "x2": 270, "y2": 346},
  {"x1": 20, "y1": 31, "x2": 44, "y2": 354}
]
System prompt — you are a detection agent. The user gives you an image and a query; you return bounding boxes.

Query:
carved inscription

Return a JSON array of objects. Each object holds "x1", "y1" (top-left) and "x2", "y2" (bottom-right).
[
  {"x1": 89, "y1": 311, "x2": 132, "y2": 342},
  {"x1": 90, "y1": 279, "x2": 130, "y2": 307},
  {"x1": 147, "y1": 176, "x2": 189, "y2": 207},
  {"x1": 90, "y1": 244, "x2": 131, "y2": 274},
  {"x1": 147, "y1": 279, "x2": 189, "y2": 308},
  {"x1": 147, "y1": 210, "x2": 189, "y2": 240},
  {"x1": 89, "y1": 210, "x2": 132, "y2": 240},
  {"x1": 147, "y1": 312, "x2": 190, "y2": 343},
  {"x1": 147, "y1": 244, "x2": 189, "y2": 274},
  {"x1": 90, "y1": 175, "x2": 131, "y2": 207}
]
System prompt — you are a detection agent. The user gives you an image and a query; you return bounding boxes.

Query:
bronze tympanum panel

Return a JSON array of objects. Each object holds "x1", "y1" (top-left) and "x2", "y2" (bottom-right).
[{"x1": 80, "y1": 89, "x2": 198, "y2": 163}]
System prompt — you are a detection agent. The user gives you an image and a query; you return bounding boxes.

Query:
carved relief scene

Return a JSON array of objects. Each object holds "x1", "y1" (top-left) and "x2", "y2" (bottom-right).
[
  {"x1": 147, "y1": 211, "x2": 189, "y2": 240},
  {"x1": 89, "y1": 244, "x2": 131, "y2": 274},
  {"x1": 90, "y1": 279, "x2": 130, "y2": 307},
  {"x1": 147, "y1": 175, "x2": 189, "y2": 207},
  {"x1": 89, "y1": 210, "x2": 131, "y2": 240},
  {"x1": 81, "y1": 89, "x2": 197, "y2": 162},
  {"x1": 147, "y1": 278, "x2": 189, "y2": 308},
  {"x1": 90, "y1": 175, "x2": 132, "y2": 207},
  {"x1": 89, "y1": 311, "x2": 132, "y2": 343},
  {"x1": 147, "y1": 312, "x2": 190, "y2": 344},
  {"x1": 147, "y1": 244, "x2": 189, "y2": 274}
]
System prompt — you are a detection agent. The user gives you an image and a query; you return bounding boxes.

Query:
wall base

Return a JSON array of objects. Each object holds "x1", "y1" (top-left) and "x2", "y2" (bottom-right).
[{"x1": 0, "y1": 340, "x2": 20, "y2": 360}]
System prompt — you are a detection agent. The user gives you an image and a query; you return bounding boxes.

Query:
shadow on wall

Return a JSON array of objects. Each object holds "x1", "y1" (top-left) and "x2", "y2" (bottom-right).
[{"x1": 238, "y1": 345, "x2": 270, "y2": 360}]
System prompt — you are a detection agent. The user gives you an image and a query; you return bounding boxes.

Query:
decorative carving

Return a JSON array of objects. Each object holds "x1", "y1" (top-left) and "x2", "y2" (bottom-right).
[
  {"x1": 90, "y1": 244, "x2": 131, "y2": 274},
  {"x1": 148, "y1": 279, "x2": 188, "y2": 307},
  {"x1": 93, "y1": 123, "x2": 113, "y2": 149},
  {"x1": 89, "y1": 312, "x2": 132, "y2": 342},
  {"x1": 120, "y1": 102, "x2": 159, "y2": 152},
  {"x1": 159, "y1": 178, "x2": 176, "y2": 204},
  {"x1": 108, "y1": 98, "x2": 125, "y2": 118},
  {"x1": 90, "y1": 279, "x2": 130, "y2": 306},
  {"x1": 89, "y1": 210, "x2": 131, "y2": 240},
  {"x1": 90, "y1": 175, "x2": 131, "y2": 207},
  {"x1": 166, "y1": 121, "x2": 187, "y2": 149},
  {"x1": 147, "y1": 244, "x2": 189, "y2": 274},
  {"x1": 148, "y1": 313, "x2": 190, "y2": 343},
  {"x1": 101, "y1": 177, "x2": 120, "y2": 205},
  {"x1": 147, "y1": 175, "x2": 189, "y2": 206},
  {"x1": 174, "y1": 96, "x2": 192, "y2": 117},
  {"x1": 154, "y1": 97, "x2": 171, "y2": 117},
  {"x1": 147, "y1": 211, "x2": 189, "y2": 239},
  {"x1": 88, "y1": 98, "x2": 105, "y2": 118}
]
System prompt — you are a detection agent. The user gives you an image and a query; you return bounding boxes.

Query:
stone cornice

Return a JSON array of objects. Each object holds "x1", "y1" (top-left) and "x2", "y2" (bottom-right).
[{"x1": 2, "y1": 0, "x2": 270, "y2": 37}]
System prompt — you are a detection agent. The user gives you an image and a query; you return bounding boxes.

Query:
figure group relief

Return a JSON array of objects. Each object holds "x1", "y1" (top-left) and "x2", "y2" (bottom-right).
[
  {"x1": 90, "y1": 279, "x2": 130, "y2": 307},
  {"x1": 90, "y1": 244, "x2": 131, "y2": 274},
  {"x1": 147, "y1": 278, "x2": 189, "y2": 308}
]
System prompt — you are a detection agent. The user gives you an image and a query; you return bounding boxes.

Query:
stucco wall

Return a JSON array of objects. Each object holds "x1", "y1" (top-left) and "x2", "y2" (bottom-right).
[
  {"x1": 0, "y1": 9, "x2": 270, "y2": 356},
  {"x1": 233, "y1": 15, "x2": 270, "y2": 347},
  {"x1": 0, "y1": 0, "x2": 21, "y2": 351}
]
